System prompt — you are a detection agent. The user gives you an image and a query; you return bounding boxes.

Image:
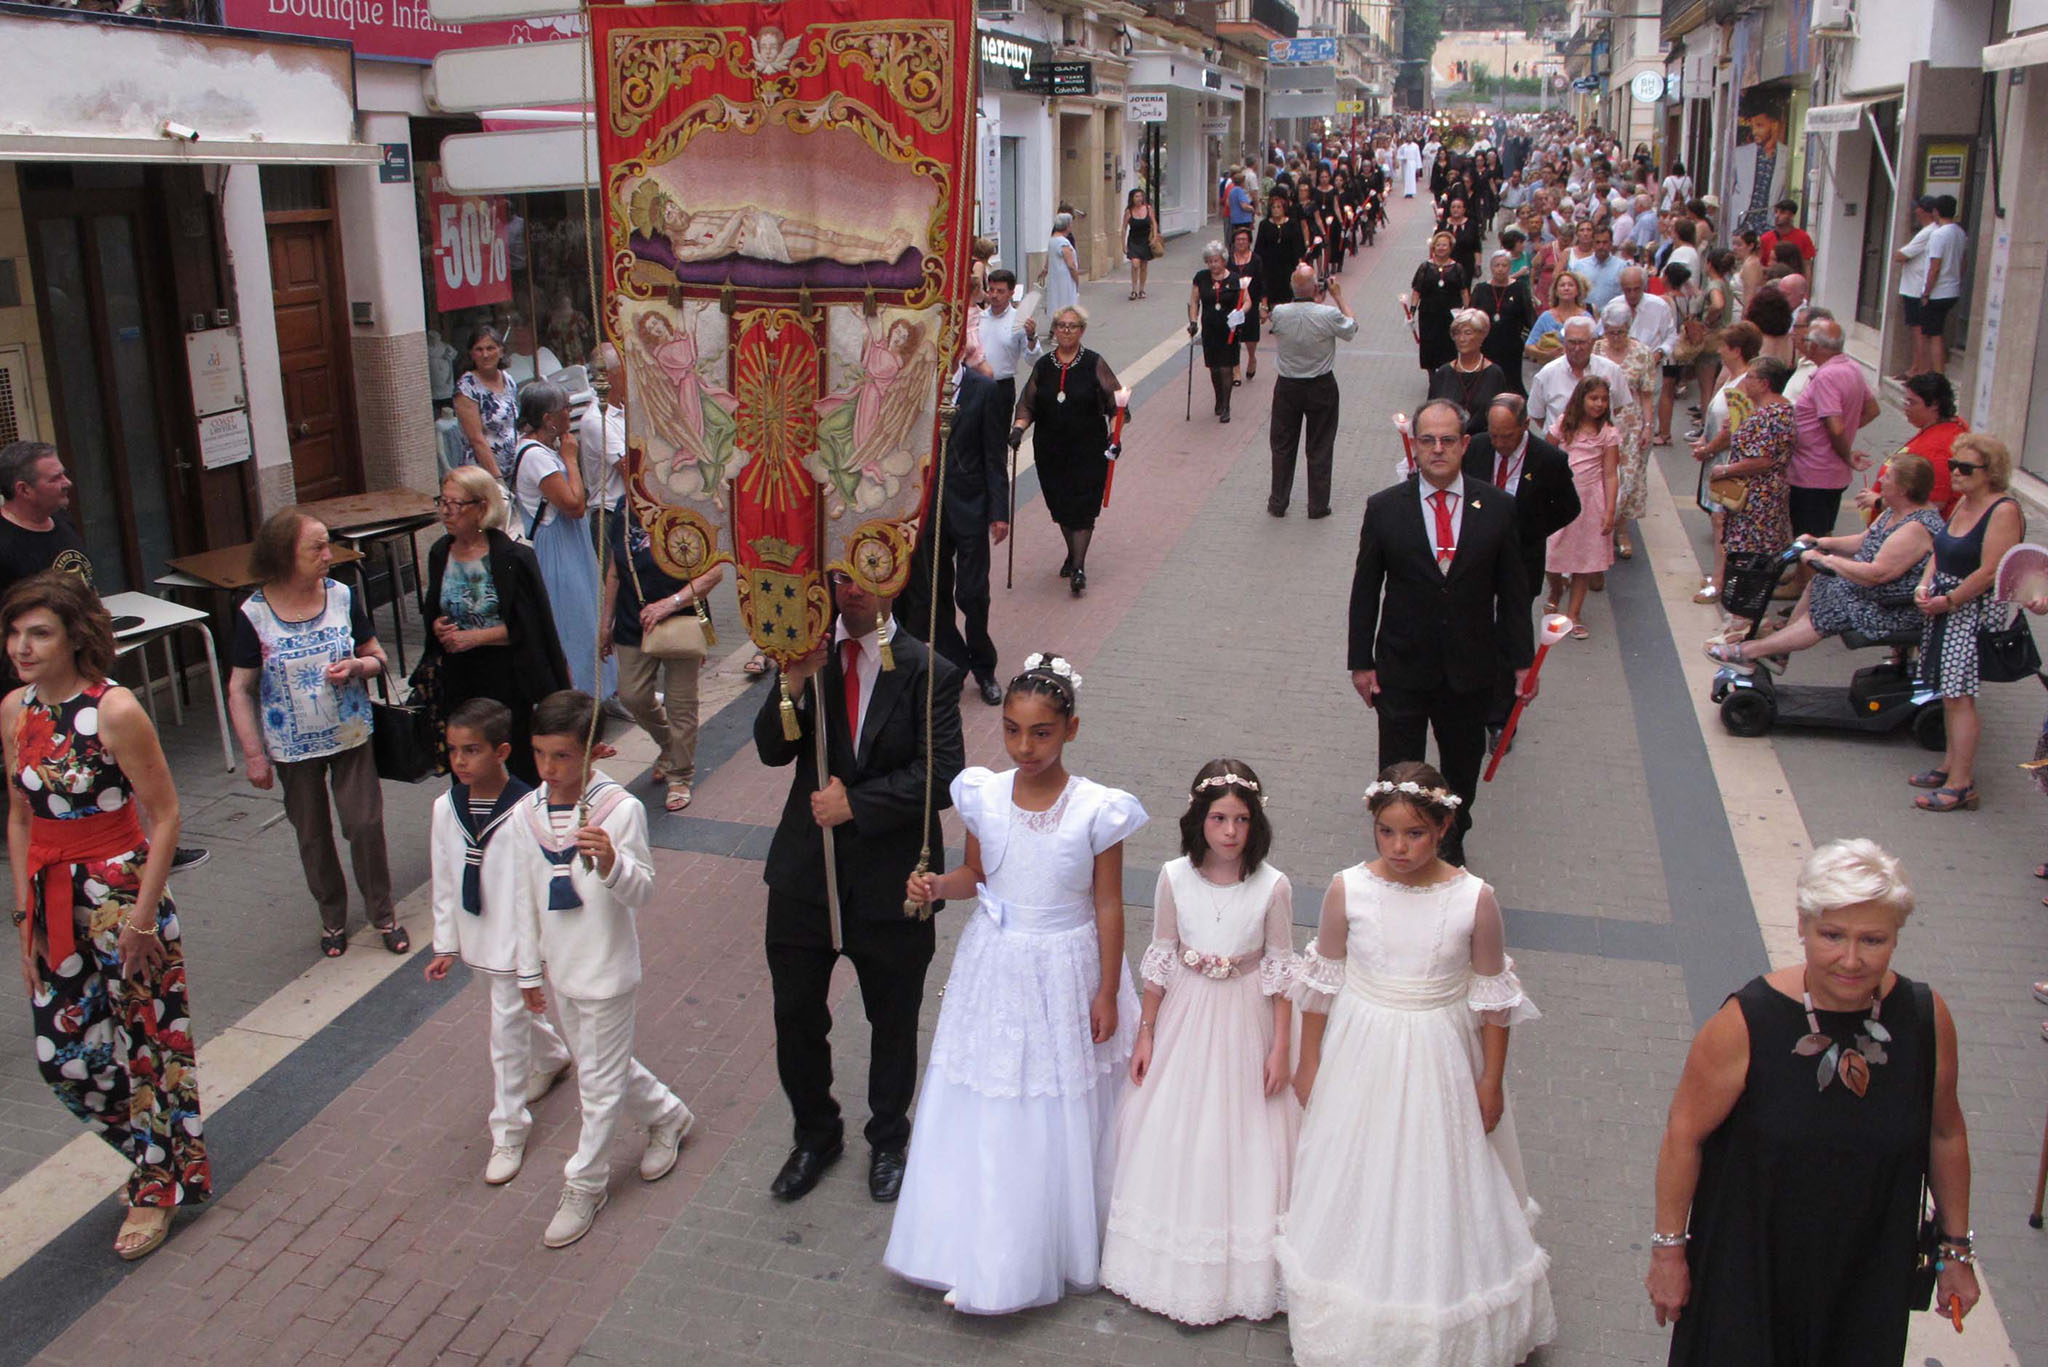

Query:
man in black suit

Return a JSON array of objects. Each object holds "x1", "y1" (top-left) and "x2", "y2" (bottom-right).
[
  {"x1": 1349, "y1": 398, "x2": 1534, "y2": 865},
  {"x1": 1461, "y1": 393, "x2": 1580, "y2": 745},
  {"x1": 754, "y1": 572, "x2": 965, "y2": 1203},
  {"x1": 897, "y1": 356, "x2": 1009, "y2": 707}
]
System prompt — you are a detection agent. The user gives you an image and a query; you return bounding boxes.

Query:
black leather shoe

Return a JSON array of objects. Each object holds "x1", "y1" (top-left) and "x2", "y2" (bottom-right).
[
  {"x1": 1058, "y1": 556, "x2": 1073, "y2": 578},
  {"x1": 1070, "y1": 567, "x2": 1086, "y2": 596},
  {"x1": 868, "y1": 1148, "x2": 907, "y2": 1203},
  {"x1": 769, "y1": 1140, "x2": 843, "y2": 1200},
  {"x1": 1486, "y1": 724, "x2": 1506, "y2": 757},
  {"x1": 1306, "y1": 507, "x2": 1332, "y2": 520},
  {"x1": 976, "y1": 675, "x2": 1004, "y2": 707}
]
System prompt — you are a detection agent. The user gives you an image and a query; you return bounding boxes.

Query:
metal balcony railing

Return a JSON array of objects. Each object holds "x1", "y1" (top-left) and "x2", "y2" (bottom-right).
[{"x1": 1252, "y1": 0, "x2": 1299, "y2": 37}]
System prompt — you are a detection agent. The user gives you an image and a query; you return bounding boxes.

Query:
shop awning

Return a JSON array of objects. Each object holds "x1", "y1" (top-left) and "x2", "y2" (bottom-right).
[
  {"x1": 442, "y1": 125, "x2": 599, "y2": 195},
  {"x1": 1805, "y1": 92, "x2": 1896, "y2": 134},
  {"x1": 1129, "y1": 51, "x2": 1245, "y2": 101},
  {"x1": 1984, "y1": 28, "x2": 2048, "y2": 71},
  {"x1": 0, "y1": 8, "x2": 376, "y2": 165}
]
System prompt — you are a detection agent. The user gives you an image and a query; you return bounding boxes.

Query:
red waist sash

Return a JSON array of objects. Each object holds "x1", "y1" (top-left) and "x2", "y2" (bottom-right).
[{"x1": 27, "y1": 806, "x2": 146, "y2": 966}]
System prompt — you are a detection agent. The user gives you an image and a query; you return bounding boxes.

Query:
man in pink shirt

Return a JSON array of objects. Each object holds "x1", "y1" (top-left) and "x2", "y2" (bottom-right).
[{"x1": 1787, "y1": 312, "x2": 1879, "y2": 583}]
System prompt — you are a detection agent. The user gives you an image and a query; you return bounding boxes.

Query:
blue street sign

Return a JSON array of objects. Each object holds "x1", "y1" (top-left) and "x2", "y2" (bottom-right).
[{"x1": 1270, "y1": 36, "x2": 1338, "y2": 63}]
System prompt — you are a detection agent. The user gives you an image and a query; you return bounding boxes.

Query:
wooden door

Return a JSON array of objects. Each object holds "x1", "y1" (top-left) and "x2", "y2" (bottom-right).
[{"x1": 268, "y1": 218, "x2": 359, "y2": 502}]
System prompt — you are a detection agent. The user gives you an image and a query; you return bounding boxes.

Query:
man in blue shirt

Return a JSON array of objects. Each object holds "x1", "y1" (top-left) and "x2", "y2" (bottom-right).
[{"x1": 1227, "y1": 174, "x2": 1256, "y2": 231}]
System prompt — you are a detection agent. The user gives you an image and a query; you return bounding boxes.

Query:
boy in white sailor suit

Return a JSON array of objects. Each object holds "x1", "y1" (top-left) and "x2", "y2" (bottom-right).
[
  {"x1": 424, "y1": 697, "x2": 574, "y2": 1188},
  {"x1": 512, "y1": 690, "x2": 694, "y2": 1249}
]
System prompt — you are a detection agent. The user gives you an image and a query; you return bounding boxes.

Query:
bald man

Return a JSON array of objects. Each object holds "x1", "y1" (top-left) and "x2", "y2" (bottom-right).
[{"x1": 1266, "y1": 264, "x2": 1357, "y2": 518}]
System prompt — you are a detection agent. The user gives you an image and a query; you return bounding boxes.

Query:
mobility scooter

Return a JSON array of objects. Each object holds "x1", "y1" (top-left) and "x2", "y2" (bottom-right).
[{"x1": 1707, "y1": 543, "x2": 1946, "y2": 751}]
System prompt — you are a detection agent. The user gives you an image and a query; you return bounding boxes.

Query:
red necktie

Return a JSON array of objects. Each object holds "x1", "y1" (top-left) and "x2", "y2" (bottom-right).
[
  {"x1": 1430, "y1": 488, "x2": 1457, "y2": 569},
  {"x1": 1495, "y1": 451, "x2": 1511, "y2": 488},
  {"x1": 840, "y1": 640, "x2": 862, "y2": 742}
]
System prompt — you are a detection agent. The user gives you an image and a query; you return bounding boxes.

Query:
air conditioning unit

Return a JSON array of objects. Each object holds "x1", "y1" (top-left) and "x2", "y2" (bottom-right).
[
  {"x1": 0, "y1": 345, "x2": 38, "y2": 446},
  {"x1": 1810, "y1": 0, "x2": 1855, "y2": 35}
]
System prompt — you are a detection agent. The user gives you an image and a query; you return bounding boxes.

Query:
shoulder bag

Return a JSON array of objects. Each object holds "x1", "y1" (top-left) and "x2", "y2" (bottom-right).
[
  {"x1": 370, "y1": 666, "x2": 440, "y2": 783},
  {"x1": 1974, "y1": 499, "x2": 2037, "y2": 683},
  {"x1": 620, "y1": 507, "x2": 713, "y2": 661}
]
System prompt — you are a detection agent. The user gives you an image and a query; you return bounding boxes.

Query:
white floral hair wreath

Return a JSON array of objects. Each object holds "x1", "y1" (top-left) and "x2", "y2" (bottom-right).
[
  {"x1": 1191, "y1": 770, "x2": 1268, "y2": 808},
  {"x1": 1020, "y1": 652, "x2": 1083, "y2": 694},
  {"x1": 1362, "y1": 779, "x2": 1464, "y2": 810}
]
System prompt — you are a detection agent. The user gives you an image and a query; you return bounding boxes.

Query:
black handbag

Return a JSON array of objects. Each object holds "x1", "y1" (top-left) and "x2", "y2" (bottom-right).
[
  {"x1": 1976, "y1": 606, "x2": 2041, "y2": 685},
  {"x1": 370, "y1": 668, "x2": 440, "y2": 783}
]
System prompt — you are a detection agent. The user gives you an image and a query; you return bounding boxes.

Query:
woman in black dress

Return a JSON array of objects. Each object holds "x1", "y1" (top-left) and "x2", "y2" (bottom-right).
[
  {"x1": 1121, "y1": 187, "x2": 1157, "y2": 300},
  {"x1": 1314, "y1": 167, "x2": 1345, "y2": 275},
  {"x1": 1442, "y1": 198, "x2": 1482, "y2": 278},
  {"x1": 1428, "y1": 310, "x2": 1507, "y2": 435},
  {"x1": 1226, "y1": 225, "x2": 1266, "y2": 383},
  {"x1": 1410, "y1": 232, "x2": 1469, "y2": 372},
  {"x1": 1009, "y1": 306, "x2": 1125, "y2": 597},
  {"x1": 1255, "y1": 196, "x2": 1304, "y2": 306},
  {"x1": 1293, "y1": 181, "x2": 1328, "y2": 279},
  {"x1": 1647, "y1": 838, "x2": 1980, "y2": 1364},
  {"x1": 1188, "y1": 242, "x2": 1246, "y2": 423},
  {"x1": 1471, "y1": 248, "x2": 1536, "y2": 395}
]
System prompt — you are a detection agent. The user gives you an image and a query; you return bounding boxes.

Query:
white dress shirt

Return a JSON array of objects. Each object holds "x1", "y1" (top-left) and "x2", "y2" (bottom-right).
[
  {"x1": 1488, "y1": 436, "x2": 1529, "y2": 495},
  {"x1": 1528, "y1": 353, "x2": 1626, "y2": 431},
  {"x1": 1627, "y1": 291, "x2": 1678, "y2": 362},
  {"x1": 832, "y1": 615, "x2": 898, "y2": 745},
  {"x1": 1418, "y1": 473, "x2": 1467, "y2": 566},
  {"x1": 979, "y1": 304, "x2": 1039, "y2": 381},
  {"x1": 575, "y1": 401, "x2": 626, "y2": 512}
]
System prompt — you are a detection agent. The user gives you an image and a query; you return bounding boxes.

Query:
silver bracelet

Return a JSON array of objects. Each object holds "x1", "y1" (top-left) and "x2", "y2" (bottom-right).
[{"x1": 1649, "y1": 1231, "x2": 1689, "y2": 1248}]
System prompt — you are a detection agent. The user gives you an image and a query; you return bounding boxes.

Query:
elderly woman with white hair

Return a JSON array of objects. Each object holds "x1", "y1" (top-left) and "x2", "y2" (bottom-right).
[
  {"x1": 1471, "y1": 248, "x2": 1536, "y2": 396},
  {"x1": 1646, "y1": 837, "x2": 1979, "y2": 1363},
  {"x1": 1188, "y1": 240, "x2": 1249, "y2": 423},
  {"x1": 1595, "y1": 296, "x2": 1658, "y2": 559},
  {"x1": 1427, "y1": 307, "x2": 1507, "y2": 435},
  {"x1": 1009, "y1": 306, "x2": 1125, "y2": 597},
  {"x1": 1039, "y1": 211, "x2": 1081, "y2": 321}
]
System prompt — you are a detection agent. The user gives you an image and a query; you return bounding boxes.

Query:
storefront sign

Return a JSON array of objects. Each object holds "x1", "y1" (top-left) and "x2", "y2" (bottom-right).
[
  {"x1": 1201, "y1": 117, "x2": 1229, "y2": 135},
  {"x1": 1127, "y1": 91, "x2": 1168, "y2": 122},
  {"x1": 979, "y1": 122, "x2": 1001, "y2": 240},
  {"x1": 185, "y1": 328, "x2": 246, "y2": 418},
  {"x1": 219, "y1": 0, "x2": 571, "y2": 65},
  {"x1": 426, "y1": 177, "x2": 512, "y2": 311},
  {"x1": 197, "y1": 410, "x2": 253, "y2": 470},
  {"x1": 1631, "y1": 71, "x2": 1665, "y2": 103},
  {"x1": 379, "y1": 142, "x2": 412, "y2": 183},
  {"x1": 978, "y1": 32, "x2": 1053, "y2": 92},
  {"x1": 1336, "y1": 99, "x2": 1364, "y2": 114},
  {"x1": 1024, "y1": 61, "x2": 1095, "y2": 97}
]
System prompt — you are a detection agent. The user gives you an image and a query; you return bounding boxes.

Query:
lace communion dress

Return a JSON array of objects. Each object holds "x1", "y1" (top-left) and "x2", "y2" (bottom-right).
[
  {"x1": 1099, "y1": 858, "x2": 1300, "y2": 1324},
  {"x1": 883, "y1": 767, "x2": 1146, "y2": 1314},
  {"x1": 1276, "y1": 864, "x2": 1555, "y2": 1367}
]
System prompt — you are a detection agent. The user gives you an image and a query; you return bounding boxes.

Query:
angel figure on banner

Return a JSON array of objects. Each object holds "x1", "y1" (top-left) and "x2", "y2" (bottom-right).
[
  {"x1": 628, "y1": 181, "x2": 914, "y2": 268},
  {"x1": 627, "y1": 307, "x2": 742, "y2": 505},
  {"x1": 751, "y1": 23, "x2": 801, "y2": 75},
  {"x1": 812, "y1": 312, "x2": 936, "y2": 516}
]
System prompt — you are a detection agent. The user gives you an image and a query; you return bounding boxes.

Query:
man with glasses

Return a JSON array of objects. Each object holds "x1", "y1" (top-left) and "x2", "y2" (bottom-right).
[{"x1": 1348, "y1": 399, "x2": 1534, "y2": 867}]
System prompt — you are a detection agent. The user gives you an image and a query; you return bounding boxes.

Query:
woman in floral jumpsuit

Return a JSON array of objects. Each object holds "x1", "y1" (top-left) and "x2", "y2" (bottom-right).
[{"x1": 4, "y1": 571, "x2": 208, "y2": 1259}]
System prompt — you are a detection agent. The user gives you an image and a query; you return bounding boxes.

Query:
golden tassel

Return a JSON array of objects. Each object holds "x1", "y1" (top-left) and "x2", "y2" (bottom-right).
[
  {"x1": 696, "y1": 595, "x2": 717, "y2": 647},
  {"x1": 778, "y1": 672, "x2": 800, "y2": 741}
]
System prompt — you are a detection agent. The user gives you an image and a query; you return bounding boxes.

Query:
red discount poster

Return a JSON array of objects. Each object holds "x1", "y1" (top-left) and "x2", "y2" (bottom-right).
[
  {"x1": 424, "y1": 174, "x2": 513, "y2": 313},
  {"x1": 591, "y1": 0, "x2": 977, "y2": 669}
]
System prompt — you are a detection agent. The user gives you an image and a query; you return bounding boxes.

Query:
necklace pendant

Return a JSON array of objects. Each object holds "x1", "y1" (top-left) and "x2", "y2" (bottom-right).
[
  {"x1": 1055, "y1": 391, "x2": 1067, "y2": 404},
  {"x1": 1792, "y1": 1031, "x2": 1832, "y2": 1057}
]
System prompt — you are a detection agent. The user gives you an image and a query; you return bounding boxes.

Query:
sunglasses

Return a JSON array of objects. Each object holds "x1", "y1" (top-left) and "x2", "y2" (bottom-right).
[
  {"x1": 1949, "y1": 461, "x2": 1985, "y2": 476},
  {"x1": 436, "y1": 497, "x2": 483, "y2": 511}
]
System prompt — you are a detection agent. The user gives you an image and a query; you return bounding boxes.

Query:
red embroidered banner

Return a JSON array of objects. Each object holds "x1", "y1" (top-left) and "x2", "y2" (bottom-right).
[{"x1": 592, "y1": 0, "x2": 975, "y2": 666}]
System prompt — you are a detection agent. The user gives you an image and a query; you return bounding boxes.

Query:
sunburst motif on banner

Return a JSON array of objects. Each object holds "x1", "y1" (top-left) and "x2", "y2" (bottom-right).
[{"x1": 732, "y1": 310, "x2": 820, "y2": 515}]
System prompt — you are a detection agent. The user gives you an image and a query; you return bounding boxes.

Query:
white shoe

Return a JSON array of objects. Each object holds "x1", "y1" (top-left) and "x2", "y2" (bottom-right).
[
  {"x1": 639, "y1": 1105, "x2": 696, "y2": 1182},
  {"x1": 483, "y1": 1144, "x2": 525, "y2": 1186},
  {"x1": 942, "y1": 1289, "x2": 958, "y2": 1308},
  {"x1": 543, "y1": 1187, "x2": 609, "y2": 1248},
  {"x1": 526, "y1": 1059, "x2": 571, "y2": 1105}
]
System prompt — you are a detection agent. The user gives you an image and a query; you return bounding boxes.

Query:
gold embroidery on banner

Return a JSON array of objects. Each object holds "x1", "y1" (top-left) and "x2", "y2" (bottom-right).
[
  {"x1": 821, "y1": 23, "x2": 951, "y2": 135},
  {"x1": 609, "y1": 30, "x2": 728, "y2": 138}
]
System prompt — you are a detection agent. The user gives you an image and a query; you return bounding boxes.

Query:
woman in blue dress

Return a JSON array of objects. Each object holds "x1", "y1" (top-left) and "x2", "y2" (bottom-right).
[{"x1": 507, "y1": 382, "x2": 616, "y2": 702}]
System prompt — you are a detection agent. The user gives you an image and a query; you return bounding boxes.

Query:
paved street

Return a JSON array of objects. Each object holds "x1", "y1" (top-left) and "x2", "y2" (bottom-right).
[{"x1": 6, "y1": 200, "x2": 2045, "y2": 1367}]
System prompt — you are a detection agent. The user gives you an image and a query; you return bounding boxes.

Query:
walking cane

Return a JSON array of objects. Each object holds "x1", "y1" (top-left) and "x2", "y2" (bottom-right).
[{"x1": 1184, "y1": 333, "x2": 1196, "y2": 421}]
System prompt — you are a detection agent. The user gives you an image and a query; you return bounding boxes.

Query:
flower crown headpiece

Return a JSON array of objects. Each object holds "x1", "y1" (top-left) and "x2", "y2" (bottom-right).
[
  {"x1": 1362, "y1": 779, "x2": 1463, "y2": 810},
  {"x1": 1020, "y1": 652, "x2": 1082, "y2": 695},
  {"x1": 1192, "y1": 771, "x2": 1268, "y2": 808}
]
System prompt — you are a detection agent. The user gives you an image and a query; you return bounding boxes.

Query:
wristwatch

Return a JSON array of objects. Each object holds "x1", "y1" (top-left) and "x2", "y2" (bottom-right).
[{"x1": 11, "y1": 909, "x2": 28, "y2": 927}]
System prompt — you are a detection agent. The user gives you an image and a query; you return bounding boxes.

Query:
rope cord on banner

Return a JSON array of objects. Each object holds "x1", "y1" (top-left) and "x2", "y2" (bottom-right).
[{"x1": 574, "y1": 0, "x2": 607, "y2": 843}]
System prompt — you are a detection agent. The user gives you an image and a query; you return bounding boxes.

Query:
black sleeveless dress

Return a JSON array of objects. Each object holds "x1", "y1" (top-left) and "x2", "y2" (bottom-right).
[{"x1": 1669, "y1": 975, "x2": 1933, "y2": 1367}]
